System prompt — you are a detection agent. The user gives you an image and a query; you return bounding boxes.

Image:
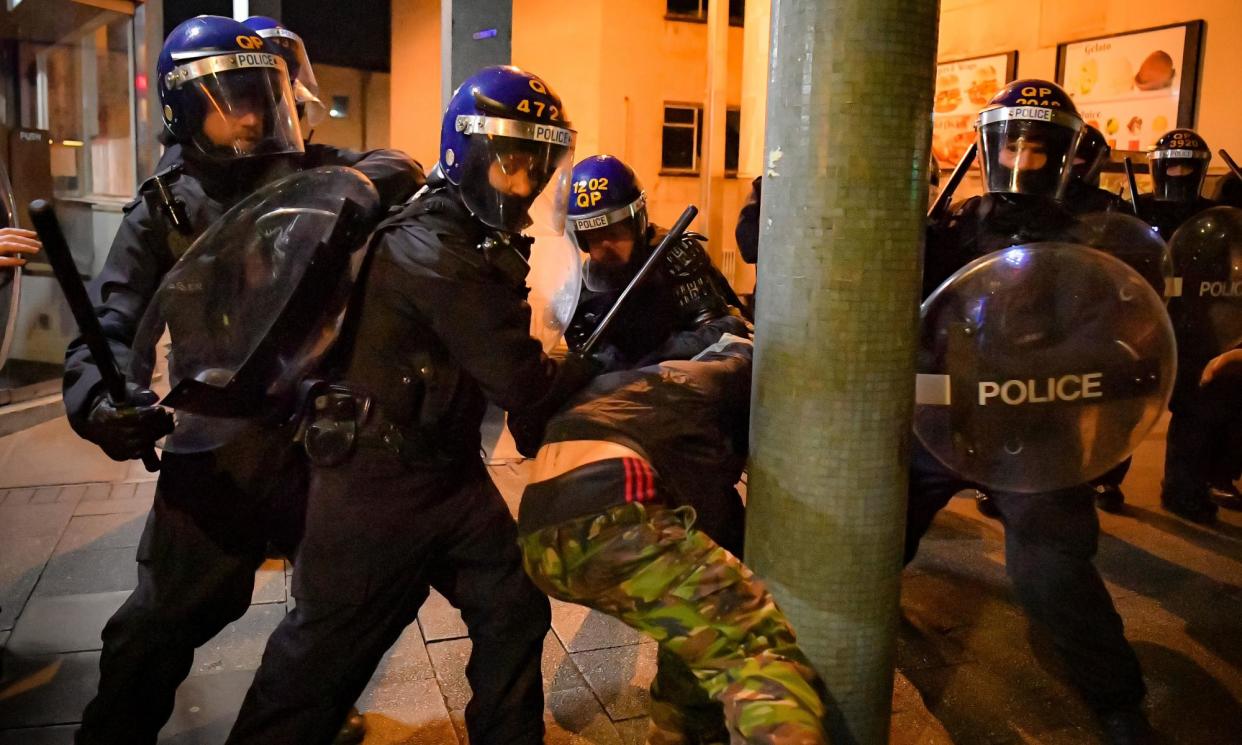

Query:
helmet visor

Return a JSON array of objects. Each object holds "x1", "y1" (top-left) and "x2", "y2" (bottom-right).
[
  {"x1": 257, "y1": 28, "x2": 325, "y2": 127},
  {"x1": 1150, "y1": 152, "x2": 1209, "y2": 202},
  {"x1": 978, "y1": 112, "x2": 1080, "y2": 199},
  {"x1": 172, "y1": 54, "x2": 304, "y2": 159},
  {"x1": 457, "y1": 115, "x2": 575, "y2": 232}
]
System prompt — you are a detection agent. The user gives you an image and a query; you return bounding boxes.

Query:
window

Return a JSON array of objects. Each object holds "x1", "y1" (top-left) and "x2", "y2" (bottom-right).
[
  {"x1": 666, "y1": 0, "x2": 745, "y2": 26},
  {"x1": 661, "y1": 104, "x2": 742, "y2": 176},
  {"x1": 21, "y1": 10, "x2": 135, "y2": 199},
  {"x1": 662, "y1": 104, "x2": 700, "y2": 173}
]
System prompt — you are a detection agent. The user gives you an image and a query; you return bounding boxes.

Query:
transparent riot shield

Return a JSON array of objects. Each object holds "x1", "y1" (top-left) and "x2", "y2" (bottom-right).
[
  {"x1": 526, "y1": 192, "x2": 582, "y2": 352},
  {"x1": 1167, "y1": 206, "x2": 1242, "y2": 360},
  {"x1": 131, "y1": 167, "x2": 382, "y2": 440},
  {"x1": 1069, "y1": 211, "x2": 1173, "y2": 298},
  {"x1": 914, "y1": 243, "x2": 1176, "y2": 493},
  {"x1": 0, "y1": 160, "x2": 19, "y2": 370}
]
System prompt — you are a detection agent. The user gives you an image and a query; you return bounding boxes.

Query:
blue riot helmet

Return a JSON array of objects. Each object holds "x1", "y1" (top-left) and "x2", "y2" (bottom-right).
[
  {"x1": 158, "y1": 16, "x2": 303, "y2": 160},
  {"x1": 242, "y1": 16, "x2": 325, "y2": 127},
  {"x1": 1149, "y1": 128, "x2": 1211, "y2": 202},
  {"x1": 440, "y1": 65, "x2": 576, "y2": 233},
  {"x1": 567, "y1": 155, "x2": 649, "y2": 291},
  {"x1": 976, "y1": 79, "x2": 1084, "y2": 199},
  {"x1": 1072, "y1": 124, "x2": 1111, "y2": 188}
]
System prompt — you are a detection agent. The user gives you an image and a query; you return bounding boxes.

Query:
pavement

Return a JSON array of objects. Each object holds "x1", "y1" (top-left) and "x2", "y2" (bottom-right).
[{"x1": 0, "y1": 411, "x2": 1237, "y2": 744}]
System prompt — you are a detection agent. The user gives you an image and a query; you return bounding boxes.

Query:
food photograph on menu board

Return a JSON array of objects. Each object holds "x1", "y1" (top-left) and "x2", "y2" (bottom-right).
[
  {"x1": 932, "y1": 52, "x2": 1018, "y2": 166},
  {"x1": 1057, "y1": 21, "x2": 1204, "y2": 154}
]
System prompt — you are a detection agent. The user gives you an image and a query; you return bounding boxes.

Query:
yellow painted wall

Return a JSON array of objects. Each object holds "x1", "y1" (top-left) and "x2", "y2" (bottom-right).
[
  {"x1": 390, "y1": 0, "x2": 443, "y2": 166},
  {"x1": 939, "y1": 0, "x2": 1241, "y2": 172}
]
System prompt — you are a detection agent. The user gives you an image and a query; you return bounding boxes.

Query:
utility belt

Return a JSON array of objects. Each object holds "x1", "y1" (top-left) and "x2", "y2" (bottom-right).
[{"x1": 296, "y1": 381, "x2": 459, "y2": 468}]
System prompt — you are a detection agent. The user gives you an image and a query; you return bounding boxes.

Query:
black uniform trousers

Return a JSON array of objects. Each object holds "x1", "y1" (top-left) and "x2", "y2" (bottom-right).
[
  {"x1": 75, "y1": 433, "x2": 307, "y2": 745},
  {"x1": 904, "y1": 442, "x2": 1146, "y2": 714},
  {"x1": 225, "y1": 448, "x2": 550, "y2": 745},
  {"x1": 1163, "y1": 369, "x2": 1242, "y2": 504}
]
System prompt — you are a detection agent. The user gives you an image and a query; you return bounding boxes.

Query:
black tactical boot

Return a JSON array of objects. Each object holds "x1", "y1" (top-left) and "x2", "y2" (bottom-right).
[
  {"x1": 1161, "y1": 491, "x2": 1218, "y2": 524},
  {"x1": 974, "y1": 490, "x2": 1001, "y2": 519},
  {"x1": 1208, "y1": 482, "x2": 1242, "y2": 511},
  {"x1": 1096, "y1": 483, "x2": 1126, "y2": 514},
  {"x1": 333, "y1": 707, "x2": 366, "y2": 745}
]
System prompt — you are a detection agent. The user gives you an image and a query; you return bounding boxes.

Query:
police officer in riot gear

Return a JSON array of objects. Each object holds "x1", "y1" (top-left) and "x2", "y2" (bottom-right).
[
  {"x1": 565, "y1": 155, "x2": 744, "y2": 369},
  {"x1": 911, "y1": 80, "x2": 1155, "y2": 744},
  {"x1": 224, "y1": 66, "x2": 593, "y2": 745},
  {"x1": 243, "y1": 15, "x2": 328, "y2": 130},
  {"x1": 1133, "y1": 129, "x2": 1236, "y2": 522},
  {"x1": 1066, "y1": 124, "x2": 1127, "y2": 216},
  {"x1": 1137, "y1": 129, "x2": 1217, "y2": 240},
  {"x1": 65, "y1": 17, "x2": 423, "y2": 745}
]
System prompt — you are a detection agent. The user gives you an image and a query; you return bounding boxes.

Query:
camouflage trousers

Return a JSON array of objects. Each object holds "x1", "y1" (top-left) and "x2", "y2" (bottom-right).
[{"x1": 519, "y1": 502, "x2": 829, "y2": 745}]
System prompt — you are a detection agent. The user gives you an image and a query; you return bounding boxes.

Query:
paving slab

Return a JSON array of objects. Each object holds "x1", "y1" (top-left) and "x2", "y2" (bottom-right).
[
  {"x1": 72, "y1": 496, "x2": 153, "y2": 517},
  {"x1": 0, "y1": 650, "x2": 99, "y2": 728},
  {"x1": 250, "y1": 560, "x2": 286, "y2": 605},
  {"x1": 0, "y1": 501, "x2": 77, "y2": 539},
  {"x1": 0, "y1": 724, "x2": 76, "y2": 744},
  {"x1": 0, "y1": 418, "x2": 129, "y2": 490},
  {"x1": 157, "y1": 668, "x2": 255, "y2": 744},
  {"x1": 32, "y1": 546, "x2": 137, "y2": 598},
  {"x1": 190, "y1": 603, "x2": 285, "y2": 677},
  {"x1": 357, "y1": 677, "x2": 458, "y2": 745},
  {"x1": 0, "y1": 535, "x2": 59, "y2": 631},
  {"x1": 363, "y1": 621, "x2": 437, "y2": 693},
  {"x1": 569, "y1": 642, "x2": 658, "y2": 721},
  {"x1": 7, "y1": 591, "x2": 127, "y2": 655},
  {"x1": 544, "y1": 687, "x2": 625, "y2": 745},
  {"x1": 417, "y1": 589, "x2": 468, "y2": 642},
  {"x1": 52, "y1": 512, "x2": 146, "y2": 555},
  {"x1": 550, "y1": 598, "x2": 645, "y2": 653}
]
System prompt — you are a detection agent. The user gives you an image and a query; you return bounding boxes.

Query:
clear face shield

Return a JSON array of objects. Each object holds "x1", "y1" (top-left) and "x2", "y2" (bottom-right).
[
  {"x1": 168, "y1": 53, "x2": 304, "y2": 159},
  {"x1": 1072, "y1": 140, "x2": 1110, "y2": 188},
  {"x1": 569, "y1": 195, "x2": 650, "y2": 293},
  {"x1": 455, "y1": 114, "x2": 575, "y2": 233},
  {"x1": 257, "y1": 27, "x2": 325, "y2": 127},
  {"x1": 978, "y1": 109, "x2": 1082, "y2": 199},
  {"x1": 1150, "y1": 152, "x2": 1210, "y2": 202}
]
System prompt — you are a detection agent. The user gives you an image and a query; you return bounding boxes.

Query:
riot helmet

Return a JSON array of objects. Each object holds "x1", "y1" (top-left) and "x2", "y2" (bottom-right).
[
  {"x1": 1149, "y1": 128, "x2": 1211, "y2": 202},
  {"x1": 439, "y1": 66, "x2": 576, "y2": 233},
  {"x1": 157, "y1": 16, "x2": 303, "y2": 160},
  {"x1": 976, "y1": 79, "x2": 1083, "y2": 199},
  {"x1": 566, "y1": 155, "x2": 649, "y2": 291},
  {"x1": 242, "y1": 16, "x2": 326, "y2": 127},
  {"x1": 1072, "y1": 124, "x2": 1111, "y2": 188}
]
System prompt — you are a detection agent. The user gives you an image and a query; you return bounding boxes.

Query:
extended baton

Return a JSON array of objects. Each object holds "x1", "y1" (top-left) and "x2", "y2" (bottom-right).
[
  {"x1": 582, "y1": 204, "x2": 699, "y2": 355},
  {"x1": 928, "y1": 142, "x2": 977, "y2": 220},
  {"x1": 29, "y1": 200, "x2": 160, "y2": 472},
  {"x1": 1123, "y1": 157, "x2": 1142, "y2": 219},
  {"x1": 1220, "y1": 149, "x2": 1242, "y2": 183}
]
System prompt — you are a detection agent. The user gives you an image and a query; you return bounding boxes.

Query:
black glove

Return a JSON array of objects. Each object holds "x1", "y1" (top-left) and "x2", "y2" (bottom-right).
[
  {"x1": 508, "y1": 352, "x2": 601, "y2": 458},
  {"x1": 662, "y1": 235, "x2": 729, "y2": 327},
  {"x1": 80, "y1": 385, "x2": 174, "y2": 462}
]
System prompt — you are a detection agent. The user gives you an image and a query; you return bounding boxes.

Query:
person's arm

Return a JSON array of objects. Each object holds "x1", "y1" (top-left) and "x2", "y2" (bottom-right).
[
  {"x1": 0, "y1": 228, "x2": 41, "y2": 267},
  {"x1": 63, "y1": 202, "x2": 172, "y2": 432},
  {"x1": 304, "y1": 144, "x2": 426, "y2": 208},
  {"x1": 734, "y1": 176, "x2": 761, "y2": 264}
]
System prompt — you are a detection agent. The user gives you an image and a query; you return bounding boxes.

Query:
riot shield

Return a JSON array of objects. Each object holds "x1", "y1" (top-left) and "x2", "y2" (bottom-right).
[
  {"x1": 526, "y1": 192, "x2": 582, "y2": 351},
  {"x1": 1069, "y1": 211, "x2": 1173, "y2": 298},
  {"x1": 131, "y1": 167, "x2": 382, "y2": 425},
  {"x1": 914, "y1": 243, "x2": 1176, "y2": 493},
  {"x1": 1167, "y1": 206, "x2": 1242, "y2": 360},
  {"x1": 0, "y1": 160, "x2": 19, "y2": 370}
]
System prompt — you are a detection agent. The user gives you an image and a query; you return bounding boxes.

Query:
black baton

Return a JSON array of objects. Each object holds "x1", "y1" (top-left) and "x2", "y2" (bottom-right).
[
  {"x1": 29, "y1": 199, "x2": 160, "y2": 472},
  {"x1": 928, "y1": 142, "x2": 977, "y2": 220},
  {"x1": 582, "y1": 204, "x2": 699, "y2": 355},
  {"x1": 1123, "y1": 157, "x2": 1142, "y2": 220},
  {"x1": 1220, "y1": 149, "x2": 1242, "y2": 183}
]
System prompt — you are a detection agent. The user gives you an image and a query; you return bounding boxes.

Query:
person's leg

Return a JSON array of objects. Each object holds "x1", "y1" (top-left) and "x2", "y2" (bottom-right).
[
  {"x1": 992, "y1": 487, "x2": 1146, "y2": 716},
  {"x1": 522, "y1": 502, "x2": 828, "y2": 745},
  {"x1": 647, "y1": 648, "x2": 729, "y2": 745},
  {"x1": 429, "y1": 464, "x2": 548, "y2": 745},
  {"x1": 1162, "y1": 388, "x2": 1218, "y2": 522},
  {"x1": 77, "y1": 451, "x2": 269, "y2": 745},
  {"x1": 905, "y1": 440, "x2": 974, "y2": 563}
]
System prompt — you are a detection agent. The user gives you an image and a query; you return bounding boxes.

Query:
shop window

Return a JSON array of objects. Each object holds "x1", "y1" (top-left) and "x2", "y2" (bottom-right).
[
  {"x1": 21, "y1": 10, "x2": 135, "y2": 199},
  {"x1": 666, "y1": 0, "x2": 745, "y2": 26},
  {"x1": 661, "y1": 104, "x2": 742, "y2": 176}
]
